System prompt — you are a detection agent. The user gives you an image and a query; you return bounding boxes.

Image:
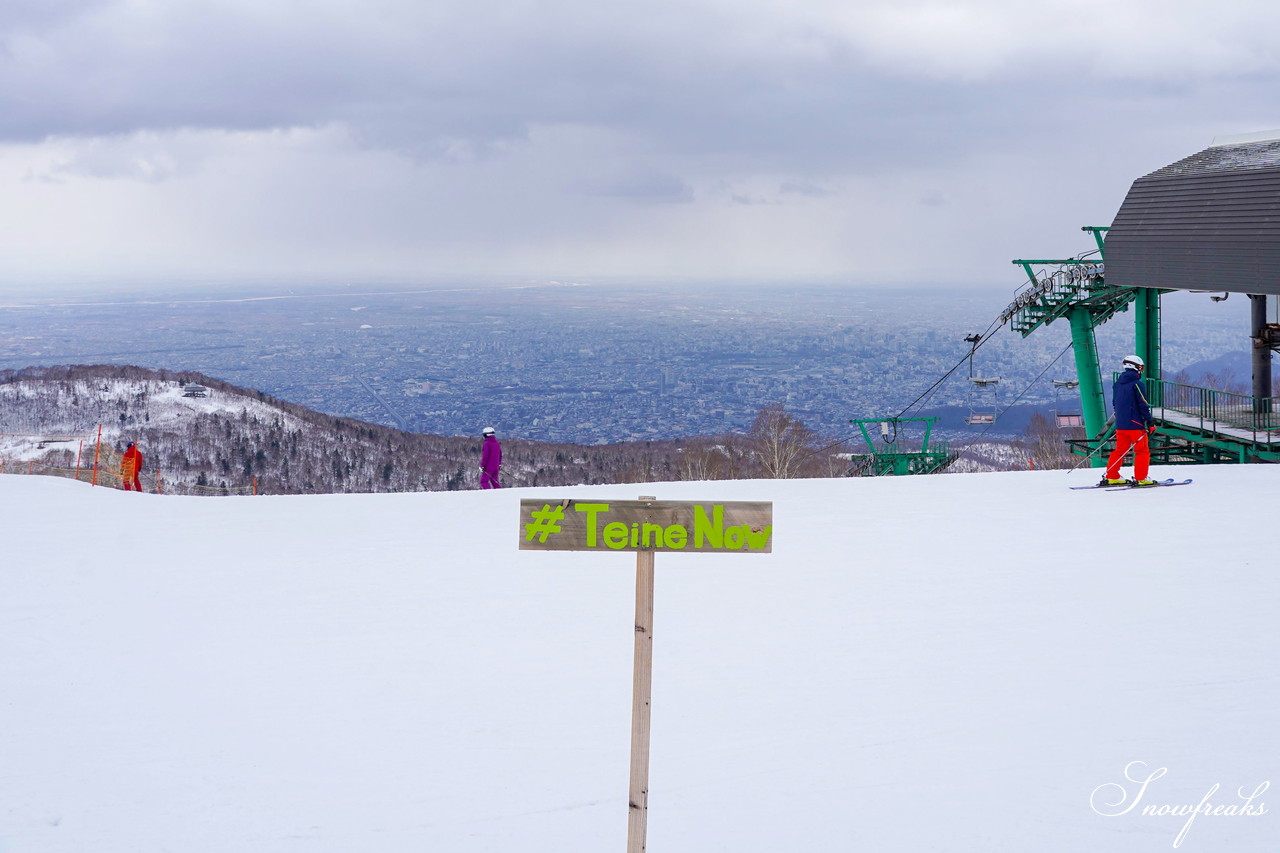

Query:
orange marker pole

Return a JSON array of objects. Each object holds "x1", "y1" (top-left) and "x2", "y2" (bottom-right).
[{"x1": 91, "y1": 425, "x2": 103, "y2": 487}]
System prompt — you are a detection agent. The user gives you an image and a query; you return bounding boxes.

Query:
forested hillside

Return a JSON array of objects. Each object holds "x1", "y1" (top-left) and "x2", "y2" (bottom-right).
[
  {"x1": 0, "y1": 366, "x2": 690, "y2": 494},
  {"x1": 0, "y1": 365, "x2": 1030, "y2": 495}
]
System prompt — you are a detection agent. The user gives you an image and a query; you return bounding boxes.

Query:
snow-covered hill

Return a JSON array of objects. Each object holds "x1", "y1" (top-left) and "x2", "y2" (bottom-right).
[
  {"x1": 0, "y1": 364, "x2": 459, "y2": 493},
  {"x1": 0, "y1": 365, "x2": 694, "y2": 494},
  {"x1": 1, "y1": 466, "x2": 1274, "y2": 852}
]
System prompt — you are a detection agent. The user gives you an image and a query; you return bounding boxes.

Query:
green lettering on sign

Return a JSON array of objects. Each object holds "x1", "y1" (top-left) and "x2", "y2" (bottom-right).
[
  {"x1": 518, "y1": 499, "x2": 772, "y2": 553},
  {"x1": 693, "y1": 504, "x2": 722, "y2": 549}
]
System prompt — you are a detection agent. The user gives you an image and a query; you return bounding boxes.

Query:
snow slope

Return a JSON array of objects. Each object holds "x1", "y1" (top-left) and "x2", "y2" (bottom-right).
[{"x1": 1, "y1": 466, "x2": 1275, "y2": 852}]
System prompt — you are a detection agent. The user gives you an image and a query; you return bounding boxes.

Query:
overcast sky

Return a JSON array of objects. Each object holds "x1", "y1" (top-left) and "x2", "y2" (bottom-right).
[{"x1": 2, "y1": 0, "x2": 1279, "y2": 292}]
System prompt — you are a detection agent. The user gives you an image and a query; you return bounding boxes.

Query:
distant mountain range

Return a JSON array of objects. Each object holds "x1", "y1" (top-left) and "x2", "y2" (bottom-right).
[{"x1": 1171, "y1": 351, "x2": 1278, "y2": 392}]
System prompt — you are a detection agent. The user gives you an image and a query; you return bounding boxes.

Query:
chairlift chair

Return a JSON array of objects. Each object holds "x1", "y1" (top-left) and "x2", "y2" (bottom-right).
[
  {"x1": 963, "y1": 333, "x2": 1000, "y2": 425},
  {"x1": 1051, "y1": 379, "x2": 1083, "y2": 429},
  {"x1": 964, "y1": 378, "x2": 1000, "y2": 425}
]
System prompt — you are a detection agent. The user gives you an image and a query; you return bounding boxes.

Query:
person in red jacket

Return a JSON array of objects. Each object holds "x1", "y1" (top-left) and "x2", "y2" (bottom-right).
[
  {"x1": 121, "y1": 441, "x2": 144, "y2": 492},
  {"x1": 479, "y1": 427, "x2": 502, "y2": 489}
]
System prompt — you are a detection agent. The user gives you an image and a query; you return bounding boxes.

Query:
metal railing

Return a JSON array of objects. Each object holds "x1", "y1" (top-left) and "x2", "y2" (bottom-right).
[{"x1": 1146, "y1": 378, "x2": 1279, "y2": 441}]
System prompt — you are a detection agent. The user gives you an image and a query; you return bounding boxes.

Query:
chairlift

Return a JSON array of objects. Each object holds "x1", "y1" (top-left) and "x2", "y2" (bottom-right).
[
  {"x1": 963, "y1": 333, "x2": 1000, "y2": 425},
  {"x1": 1051, "y1": 379, "x2": 1083, "y2": 429}
]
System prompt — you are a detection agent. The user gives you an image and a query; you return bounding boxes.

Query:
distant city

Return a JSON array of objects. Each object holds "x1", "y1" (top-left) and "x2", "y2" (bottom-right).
[{"x1": 0, "y1": 282, "x2": 1247, "y2": 445}]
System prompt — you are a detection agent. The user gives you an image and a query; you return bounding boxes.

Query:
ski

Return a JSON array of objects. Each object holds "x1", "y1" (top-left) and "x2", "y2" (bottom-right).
[
  {"x1": 1109, "y1": 478, "x2": 1193, "y2": 490},
  {"x1": 1070, "y1": 478, "x2": 1191, "y2": 491}
]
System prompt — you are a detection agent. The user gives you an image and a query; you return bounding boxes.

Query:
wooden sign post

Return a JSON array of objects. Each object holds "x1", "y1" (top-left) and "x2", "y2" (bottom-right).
[
  {"x1": 519, "y1": 496, "x2": 773, "y2": 852},
  {"x1": 629, "y1": 522, "x2": 655, "y2": 853}
]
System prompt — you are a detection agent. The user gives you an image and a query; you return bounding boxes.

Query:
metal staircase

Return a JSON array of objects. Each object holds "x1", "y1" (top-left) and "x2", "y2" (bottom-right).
[{"x1": 1002, "y1": 259, "x2": 1135, "y2": 336}]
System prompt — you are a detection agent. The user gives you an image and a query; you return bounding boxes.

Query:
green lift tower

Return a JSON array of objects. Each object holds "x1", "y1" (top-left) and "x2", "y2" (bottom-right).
[{"x1": 847, "y1": 417, "x2": 958, "y2": 476}]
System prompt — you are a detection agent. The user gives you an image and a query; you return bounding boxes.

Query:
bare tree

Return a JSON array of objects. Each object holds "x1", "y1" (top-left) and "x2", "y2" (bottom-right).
[
  {"x1": 1019, "y1": 411, "x2": 1077, "y2": 470},
  {"x1": 1172, "y1": 367, "x2": 1249, "y2": 396},
  {"x1": 677, "y1": 438, "x2": 724, "y2": 481},
  {"x1": 748, "y1": 403, "x2": 819, "y2": 478},
  {"x1": 676, "y1": 434, "x2": 752, "y2": 481}
]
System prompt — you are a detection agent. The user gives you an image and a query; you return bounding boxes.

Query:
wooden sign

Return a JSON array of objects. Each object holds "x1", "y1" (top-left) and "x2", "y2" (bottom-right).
[
  {"x1": 521, "y1": 495, "x2": 775, "y2": 853},
  {"x1": 519, "y1": 498, "x2": 773, "y2": 553}
]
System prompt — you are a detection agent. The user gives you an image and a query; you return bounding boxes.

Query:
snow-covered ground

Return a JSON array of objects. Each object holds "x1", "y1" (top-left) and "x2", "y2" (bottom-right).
[{"x1": 1, "y1": 466, "x2": 1275, "y2": 852}]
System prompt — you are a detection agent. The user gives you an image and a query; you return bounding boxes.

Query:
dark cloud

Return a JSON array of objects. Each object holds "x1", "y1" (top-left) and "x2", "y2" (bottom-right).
[
  {"x1": 4, "y1": 0, "x2": 1277, "y2": 187},
  {"x1": 0, "y1": 0, "x2": 1154, "y2": 170},
  {"x1": 5, "y1": 0, "x2": 1280, "y2": 286}
]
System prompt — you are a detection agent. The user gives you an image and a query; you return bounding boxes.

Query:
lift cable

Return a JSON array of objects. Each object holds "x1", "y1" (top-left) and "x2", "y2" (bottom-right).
[
  {"x1": 796, "y1": 252, "x2": 1104, "y2": 468},
  {"x1": 788, "y1": 312, "x2": 1011, "y2": 467},
  {"x1": 894, "y1": 244, "x2": 1101, "y2": 422},
  {"x1": 949, "y1": 341, "x2": 1075, "y2": 463},
  {"x1": 892, "y1": 312, "x2": 1005, "y2": 421},
  {"x1": 812, "y1": 337, "x2": 1074, "y2": 475}
]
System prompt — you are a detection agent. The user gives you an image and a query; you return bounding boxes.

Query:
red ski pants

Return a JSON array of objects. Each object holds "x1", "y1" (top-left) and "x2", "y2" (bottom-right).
[
  {"x1": 121, "y1": 464, "x2": 142, "y2": 491},
  {"x1": 1105, "y1": 429, "x2": 1150, "y2": 481}
]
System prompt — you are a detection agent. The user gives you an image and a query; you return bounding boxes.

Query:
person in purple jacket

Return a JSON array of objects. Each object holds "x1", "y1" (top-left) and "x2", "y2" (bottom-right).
[{"x1": 479, "y1": 426, "x2": 502, "y2": 489}]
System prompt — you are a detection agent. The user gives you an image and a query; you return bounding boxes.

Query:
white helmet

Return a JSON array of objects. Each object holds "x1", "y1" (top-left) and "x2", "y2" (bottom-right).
[
  {"x1": 1122, "y1": 355, "x2": 1145, "y2": 371},
  {"x1": 482, "y1": 426, "x2": 496, "y2": 436}
]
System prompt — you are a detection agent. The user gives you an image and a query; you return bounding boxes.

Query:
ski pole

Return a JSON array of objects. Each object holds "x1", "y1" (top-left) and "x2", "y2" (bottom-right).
[{"x1": 1068, "y1": 418, "x2": 1115, "y2": 472}]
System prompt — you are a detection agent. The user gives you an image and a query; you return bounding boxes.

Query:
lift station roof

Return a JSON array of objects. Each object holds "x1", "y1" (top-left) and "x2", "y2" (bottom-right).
[{"x1": 1104, "y1": 131, "x2": 1280, "y2": 296}]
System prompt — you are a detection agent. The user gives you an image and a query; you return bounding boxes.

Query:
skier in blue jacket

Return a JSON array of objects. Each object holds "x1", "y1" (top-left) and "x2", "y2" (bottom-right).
[{"x1": 1104, "y1": 355, "x2": 1155, "y2": 485}]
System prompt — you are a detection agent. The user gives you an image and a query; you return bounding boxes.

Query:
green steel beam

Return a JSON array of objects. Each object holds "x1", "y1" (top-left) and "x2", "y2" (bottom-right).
[
  {"x1": 1012, "y1": 258, "x2": 1107, "y2": 266},
  {"x1": 1081, "y1": 226, "x2": 1109, "y2": 255},
  {"x1": 1068, "y1": 306, "x2": 1109, "y2": 467},
  {"x1": 849, "y1": 418, "x2": 957, "y2": 476},
  {"x1": 1148, "y1": 423, "x2": 1280, "y2": 464},
  {"x1": 1007, "y1": 232, "x2": 1127, "y2": 467},
  {"x1": 1134, "y1": 288, "x2": 1161, "y2": 403}
]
